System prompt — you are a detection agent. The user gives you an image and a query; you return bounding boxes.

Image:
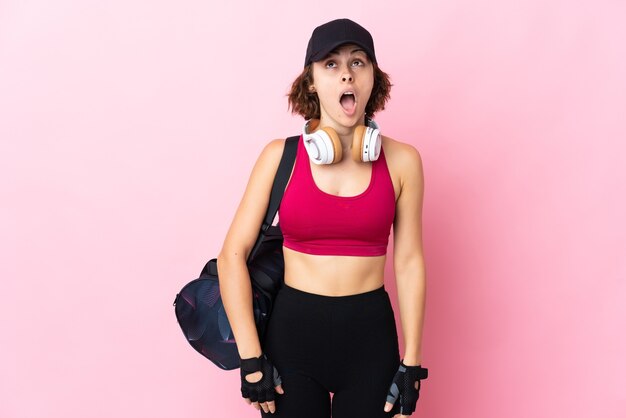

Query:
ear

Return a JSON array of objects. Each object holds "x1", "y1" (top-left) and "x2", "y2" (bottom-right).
[{"x1": 308, "y1": 85, "x2": 316, "y2": 93}]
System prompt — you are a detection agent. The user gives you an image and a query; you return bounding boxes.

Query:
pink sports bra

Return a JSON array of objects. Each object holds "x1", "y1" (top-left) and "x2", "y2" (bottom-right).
[{"x1": 278, "y1": 135, "x2": 396, "y2": 256}]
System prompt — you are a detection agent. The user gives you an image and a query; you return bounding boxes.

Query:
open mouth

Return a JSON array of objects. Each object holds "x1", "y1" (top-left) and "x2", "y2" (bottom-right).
[{"x1": 340, "y1": 91, "x2": 357, "y2": 114}]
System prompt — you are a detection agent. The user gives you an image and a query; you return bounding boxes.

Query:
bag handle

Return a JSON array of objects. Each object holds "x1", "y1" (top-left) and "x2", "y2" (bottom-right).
[{"x1": 247, "y1": 136, "x2": 299, "y2": 263}]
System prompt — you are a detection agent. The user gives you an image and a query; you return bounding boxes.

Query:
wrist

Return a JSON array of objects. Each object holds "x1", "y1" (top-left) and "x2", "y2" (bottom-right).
[
  {"x1": 401, "y1": 357, "x2": 421, "y2": 367},
  {"x1": 400, "y1": 359, "x2": 429, "y2": 380},
  {"x1": 238, "y1": 349, "x2": 263, "y2": 361}
]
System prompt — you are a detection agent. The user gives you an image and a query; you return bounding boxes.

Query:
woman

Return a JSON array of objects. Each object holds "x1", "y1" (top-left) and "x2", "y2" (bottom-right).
[{"x1": 217, "y1": 18, "x2": 428, "y2": 418}]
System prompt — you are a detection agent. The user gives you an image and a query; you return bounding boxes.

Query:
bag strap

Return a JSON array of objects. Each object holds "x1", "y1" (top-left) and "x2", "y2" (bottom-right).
[{"x1": 247, "y1": 135, "x2": 299, "y2": 263}]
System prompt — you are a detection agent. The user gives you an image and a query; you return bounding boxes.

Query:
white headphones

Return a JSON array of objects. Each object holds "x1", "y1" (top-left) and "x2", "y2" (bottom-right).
[{"x1": 302, "y1": 118, "x2": 382, "y2": 165}]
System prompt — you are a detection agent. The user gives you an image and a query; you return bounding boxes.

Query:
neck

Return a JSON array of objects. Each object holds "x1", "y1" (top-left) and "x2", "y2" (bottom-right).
[{"x1": 318, "y1": 115, "x2": 366, "y2": 155}]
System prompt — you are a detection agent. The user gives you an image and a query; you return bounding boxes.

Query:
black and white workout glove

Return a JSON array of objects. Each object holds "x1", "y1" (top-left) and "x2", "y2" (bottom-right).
[
  {"x1": 239, "y1": 353, "x2": 283, "y2": 404},
  {"x1": 385, "y1": 361, "x2": 428, "y2": 415}
]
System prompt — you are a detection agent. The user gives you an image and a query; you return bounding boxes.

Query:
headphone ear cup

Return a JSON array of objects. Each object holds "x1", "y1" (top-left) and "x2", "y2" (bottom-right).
[
  {"x1": 361, "y1": 126, "x2": 381, "y2": 162},
  {"x1": 303, "y1": 119, "x2": 341, "y2": 164},
  {"x1": 320, "y1": 127, "x2": 342, "y2": 164},
  {"x1": 351, "y1": 125, "x2": 367, "y2": 162}
]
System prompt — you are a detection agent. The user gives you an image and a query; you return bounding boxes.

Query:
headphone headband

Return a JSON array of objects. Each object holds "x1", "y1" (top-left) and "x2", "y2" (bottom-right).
[{"x1": 304, "y1": 118, "x2": 379, "y2": 135}]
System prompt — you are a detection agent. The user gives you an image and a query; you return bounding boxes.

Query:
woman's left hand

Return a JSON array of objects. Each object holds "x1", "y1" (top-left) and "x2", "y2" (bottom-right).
[{"x1": 382, "y1": 361, "x2": 428, "y2": 416}]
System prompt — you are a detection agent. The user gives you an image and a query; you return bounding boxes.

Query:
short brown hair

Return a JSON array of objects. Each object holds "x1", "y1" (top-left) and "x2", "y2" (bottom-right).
[{"x1": 287, "y1": 63, "x2": 392, "y2": 120}]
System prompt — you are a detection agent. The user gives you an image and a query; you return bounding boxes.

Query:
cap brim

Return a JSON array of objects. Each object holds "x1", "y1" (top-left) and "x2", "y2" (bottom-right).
[{"x1": 308, "y1": 40, "x2": 376, "y2": 65}]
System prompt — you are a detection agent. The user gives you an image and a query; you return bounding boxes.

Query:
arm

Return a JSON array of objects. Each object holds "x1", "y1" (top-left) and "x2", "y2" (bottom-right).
[
  {"x1": 392, "y1": 143, "x2": 426, "y2": 366},
  {"x1": 216, "y1": 138, "x2": 286, "y2": 359}
]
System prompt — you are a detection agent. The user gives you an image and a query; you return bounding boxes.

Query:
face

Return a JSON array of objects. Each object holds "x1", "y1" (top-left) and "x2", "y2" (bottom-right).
[{"x1": 310, "y1": 44, "x2": 374, "y2": 130}]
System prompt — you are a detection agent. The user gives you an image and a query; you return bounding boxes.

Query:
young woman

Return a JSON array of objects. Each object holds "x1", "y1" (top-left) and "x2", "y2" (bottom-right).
[{"x1": 217, "y1": 18, "x2": 428, "y2": 418}]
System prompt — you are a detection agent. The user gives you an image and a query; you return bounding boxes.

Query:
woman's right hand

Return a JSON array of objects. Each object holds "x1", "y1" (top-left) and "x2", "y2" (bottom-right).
[{"x1": 240, "y1": 353, "x2": 285, "y2": 414}]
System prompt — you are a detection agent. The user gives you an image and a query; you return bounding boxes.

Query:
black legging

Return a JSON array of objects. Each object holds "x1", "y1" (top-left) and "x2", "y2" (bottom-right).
[{"x1": 260, "y1": 283, "x2": 402, "y2": 418}]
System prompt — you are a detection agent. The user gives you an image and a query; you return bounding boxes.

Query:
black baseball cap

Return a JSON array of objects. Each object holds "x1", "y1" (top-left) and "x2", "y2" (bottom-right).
[{"x1": 304, "y1": 18, "x2": 377, "y2": 67}]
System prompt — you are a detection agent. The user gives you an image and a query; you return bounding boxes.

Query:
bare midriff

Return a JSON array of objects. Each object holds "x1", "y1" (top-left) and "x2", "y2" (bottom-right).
[{"x1": 283, "y1": 246, "x2": 387, "y2": 296}]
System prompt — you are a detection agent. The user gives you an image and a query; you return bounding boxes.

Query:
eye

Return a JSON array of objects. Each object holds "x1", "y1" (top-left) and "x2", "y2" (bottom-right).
[
  {"x1": 325, "y1": 61, "x2": 337, "y2": 69},
  {"x1": 351, "y1": 59, "x2": 364, "y2": 67}
]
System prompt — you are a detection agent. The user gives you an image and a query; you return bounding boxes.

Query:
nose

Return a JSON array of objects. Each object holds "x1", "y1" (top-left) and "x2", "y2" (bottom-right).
[{"x1": 340, "y1": 63, "x2": 354, "y2": 82}]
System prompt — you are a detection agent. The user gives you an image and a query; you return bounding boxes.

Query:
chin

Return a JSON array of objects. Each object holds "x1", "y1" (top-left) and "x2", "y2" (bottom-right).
[
  {"x1": 344, "y1": 113, "x2": 366, "y2": 126},
  {"x1": 322, "y1": 109, "x2": 365, "y2": 128}
]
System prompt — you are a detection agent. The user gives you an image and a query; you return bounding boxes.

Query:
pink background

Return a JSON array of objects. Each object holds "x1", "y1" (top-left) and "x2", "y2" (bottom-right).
[{"x1": 1, "y1": 0, "x2": 625, "y2": 417}]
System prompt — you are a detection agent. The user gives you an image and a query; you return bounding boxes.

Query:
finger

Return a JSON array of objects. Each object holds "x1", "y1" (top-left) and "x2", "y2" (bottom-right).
[
  {"x1": 260, "y1": 402, "x2": 269, "y2": 413},
  {"x1": 384, "y1": 401, "x2": 394, "y2": 412},
  {"x1": 251, "y1": 401, "x2": 260, "y2": 411},
  {"x1": 243, "y1": 397, "x2": 251, "y2": 405},
  {"x1": 249, "y1": 391, "x2": 259, "y2": 403},
  {"x1": 275, "y1": 384, "x2": 285, "y2": 394},
  {"x1": 386, "y1": 382, "x2": 400, "y2": 406},
  {"x1": 267, "y1": 400, "x2": 276, "y2": 414}
]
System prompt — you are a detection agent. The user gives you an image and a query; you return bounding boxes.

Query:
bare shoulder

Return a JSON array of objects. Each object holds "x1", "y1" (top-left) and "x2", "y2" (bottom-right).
[
  {"x1": 381, "y1": 135, "x2": 424, "y2": 188},
  {"x1": 264, "y1": 137, "x2": 287, "y2": 154},
  {"x1": 382, "y1": 135, "x2": 422, "y2": 167},
  {"x1": 258, "y1": 137, "x2": 287, "y2": 170}
]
